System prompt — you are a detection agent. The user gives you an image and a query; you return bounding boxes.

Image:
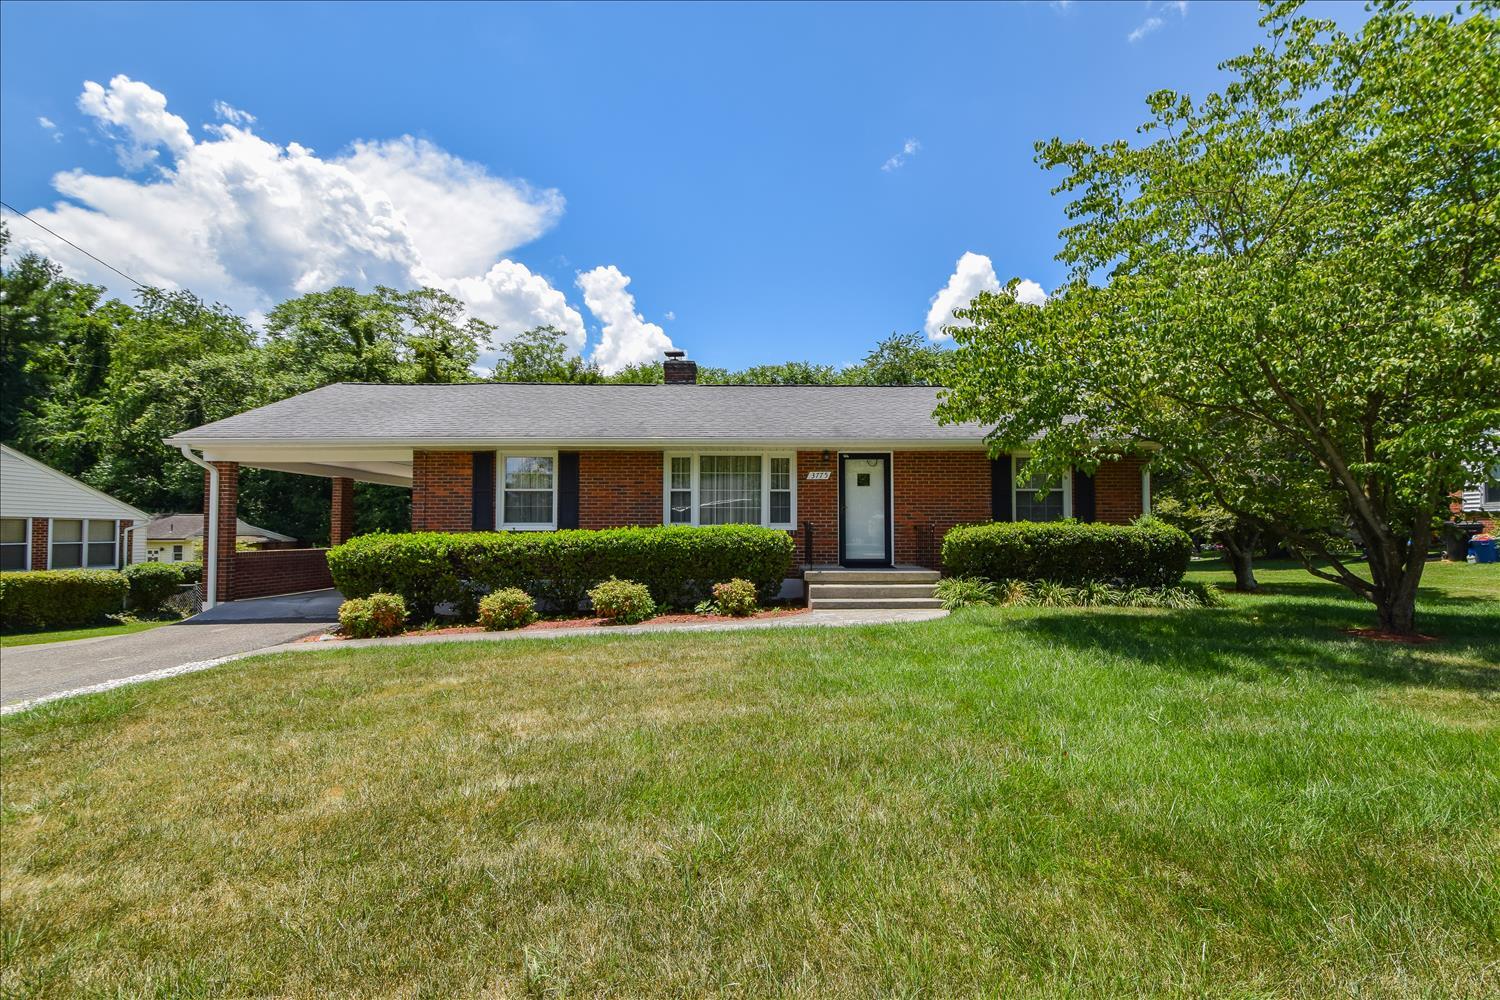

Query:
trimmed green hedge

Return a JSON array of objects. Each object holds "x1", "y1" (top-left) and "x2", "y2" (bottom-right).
[
  {"x1": 941, "y1": 519, "x2": 1192, "y2": 588},
  {"x1": 0, "y1": 570, "x2": 130, "y2": 630},
  {"x1": 327, "y1": 525, "x2": 795, "y2": 618},
  {"x1": 123, "y1": 562, "x2": 182, "y2": 613}
]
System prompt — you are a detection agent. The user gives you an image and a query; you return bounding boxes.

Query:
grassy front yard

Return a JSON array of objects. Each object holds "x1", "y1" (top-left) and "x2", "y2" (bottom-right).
[
  {"x1": 0, "y1": 615, "x2": 177, "y2": 648},
  {"x1": 2, "y1": 563, "x2": 1496, "y2": 997}
]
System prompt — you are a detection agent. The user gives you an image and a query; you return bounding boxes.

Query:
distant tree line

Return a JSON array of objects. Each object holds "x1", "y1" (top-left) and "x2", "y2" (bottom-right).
[{"x1": 1, "y1": 227, "x2": 948, "y2": 543}]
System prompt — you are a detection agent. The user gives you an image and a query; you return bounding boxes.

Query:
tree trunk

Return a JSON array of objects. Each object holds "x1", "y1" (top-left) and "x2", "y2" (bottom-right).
[
  {"x1": 1365, "y1": 527, "x2": 1426, "y2": 636},
  {"x1": 1217, "y1": 526, "x2": 1260, "y2": 592}
]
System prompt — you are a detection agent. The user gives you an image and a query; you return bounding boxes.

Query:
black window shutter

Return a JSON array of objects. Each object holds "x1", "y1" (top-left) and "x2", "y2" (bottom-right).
[
  {"x1": 1073, "y1": 469, "x2": 1096, "y2": 522},
  {"x1": 557, "y1": 451, "x2": 580, "y2": 529},
  {"x1": 471, "y1": 452, "x2": 496, "y2": 530},
  {"x1": 990, "y1": 454, "x2": 1013, "y2": 522}
]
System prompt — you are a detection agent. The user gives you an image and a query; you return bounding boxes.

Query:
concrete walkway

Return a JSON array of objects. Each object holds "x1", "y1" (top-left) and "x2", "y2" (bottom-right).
[
  {"x1": 1, "y1": 607, "x2": 945, "y2": 714},
  {"x1": 0, "y1": 590, "x2": 342, "y2": 710}
]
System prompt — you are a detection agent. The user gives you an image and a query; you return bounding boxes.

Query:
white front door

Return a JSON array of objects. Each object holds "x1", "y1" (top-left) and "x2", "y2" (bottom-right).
[{"x1": 841, "y1": 455, "x2": 889, "y2": 564}]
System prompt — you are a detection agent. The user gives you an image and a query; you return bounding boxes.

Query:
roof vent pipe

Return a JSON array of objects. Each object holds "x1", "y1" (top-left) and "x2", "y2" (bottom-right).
[{"x1": 663, "y1": 349, "x2": 698, "y2": 385}]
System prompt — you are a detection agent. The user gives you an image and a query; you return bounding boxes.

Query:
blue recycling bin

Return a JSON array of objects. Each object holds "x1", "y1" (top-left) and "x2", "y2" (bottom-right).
[{"x1": 1470, "y1": 538, "x2": 1498, "y2": 563}]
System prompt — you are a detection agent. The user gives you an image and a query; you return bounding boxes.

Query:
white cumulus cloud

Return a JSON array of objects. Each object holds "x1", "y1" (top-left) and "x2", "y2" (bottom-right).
[
  {"x1": 37, "y1": 116, "x2": 62, "y2": 141},
  {"x1": 924, "y1": 252, "x2": 1045, "y2": 341},
  {"x1": 577, "y1": 265, "x2": 676, "y2": 374},
  {"x1": 7, "y1": 74, "x2": 597, "y2": 370},
  {"x1": 212, "y1": 101, "x2": 256, "y2": 126},
  {"x1": 1129, "y1": 1, "x2": 1187, "y2": 43}
]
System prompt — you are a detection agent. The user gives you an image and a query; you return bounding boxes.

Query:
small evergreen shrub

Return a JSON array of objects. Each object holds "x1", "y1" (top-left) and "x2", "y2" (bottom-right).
[
  {"x1": 588, "y1": 578, "x2": 656, "y2": 624},
  {"x1": 0, "y1": 570, "x2": 129, "y2": 630},
  {"x1": 934, "y1": 577, "x2": 998, "y2": 610},
  {"x1": 942, "y1": 520, "x2": 1193, "y2": 588},
  {"x1": 478, "y1": 588, "x2": 536, "y2": 630},
  {"x1": 711, "y1": 578, "x2": 759, "y2": 616},
  {"x1": 122, "y1": 562, "x2": 182, "y2": 613},
  {"x1": 339, "y1": 592, "x2": 406, "y2": 638}
]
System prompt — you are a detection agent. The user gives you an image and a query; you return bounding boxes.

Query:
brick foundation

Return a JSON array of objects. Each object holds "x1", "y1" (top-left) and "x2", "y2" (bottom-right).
[
  {"x1": 412, "y1": 451, "x2": 473, "y2": 531},
  {"x1": 229, "y1": 549, "x2": 334, "y2": 600},
  {"x1": 579, "y1": 451, "x2": 664, "y2": 528}
]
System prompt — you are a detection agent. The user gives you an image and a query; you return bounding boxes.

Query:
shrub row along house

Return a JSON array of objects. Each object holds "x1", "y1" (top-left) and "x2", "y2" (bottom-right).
[{"x1": 165, "y1": 352, "x2": 1153, "y2": 607}]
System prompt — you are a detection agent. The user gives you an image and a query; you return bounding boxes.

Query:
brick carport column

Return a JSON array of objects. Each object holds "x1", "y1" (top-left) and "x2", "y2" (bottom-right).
[
  {"x1": 330, "y1": 477, "x2": 356, "y2": 546},
  {"x1": 202, "y1": 461, "x2": 239, "y2": 603}
]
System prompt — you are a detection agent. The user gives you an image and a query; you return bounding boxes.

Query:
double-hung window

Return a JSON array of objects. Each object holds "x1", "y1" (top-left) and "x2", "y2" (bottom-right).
[
  {"x1": 0, "y1": 518, "x2": 27, "y2": 571},
  {"x1": 498, "y1": 453, "x2": 556, "y2": 529},
  {"x1": 663, "y1": 453, "x2": 795, "y2": 529},
  {"x1": 1013, "y1": 457, "x2": 1070, "y2": 522},
  {"x1": 50, "y1": 518, "x2": 118, "y2": 569}
]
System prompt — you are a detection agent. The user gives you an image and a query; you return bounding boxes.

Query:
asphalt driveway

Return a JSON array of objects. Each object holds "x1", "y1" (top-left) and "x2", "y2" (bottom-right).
[{"x1": 1, "y1": 590, "x2": 341, "y2": 709}]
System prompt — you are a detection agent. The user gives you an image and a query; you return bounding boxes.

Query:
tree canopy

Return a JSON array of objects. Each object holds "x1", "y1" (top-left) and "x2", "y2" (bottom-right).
[{"x1": 937, "y1": 0, "x2": 1499, "y2": 632}]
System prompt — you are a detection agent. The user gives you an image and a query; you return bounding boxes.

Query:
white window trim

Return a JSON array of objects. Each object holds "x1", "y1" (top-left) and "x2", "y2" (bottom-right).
[
  {"x1": 0, "y1": 516, "x2": 29, "y2": 573},
  {"x1": 496, "y1": 450, "x2": 559, "y2": 530},
  {"x1": 47, "y1": 516, "x2": 121, "y2": 570},
  {"x1": 1012, "y1": 456, "x2": 1072, "y2": 522},
  {"x1": 662, "y1": 451, "x2": 797, "y2": 529}
]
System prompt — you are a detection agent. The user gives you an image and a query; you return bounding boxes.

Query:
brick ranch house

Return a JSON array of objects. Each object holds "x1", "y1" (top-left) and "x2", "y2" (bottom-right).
[{"x1": 166, "y1": 354, "x2": 1152, "y2": 608}]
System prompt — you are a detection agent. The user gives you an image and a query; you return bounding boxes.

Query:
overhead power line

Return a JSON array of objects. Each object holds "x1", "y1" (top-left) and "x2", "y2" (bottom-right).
[{"x1": 0, "y1": 199, "x2": 148, "y2": 288}]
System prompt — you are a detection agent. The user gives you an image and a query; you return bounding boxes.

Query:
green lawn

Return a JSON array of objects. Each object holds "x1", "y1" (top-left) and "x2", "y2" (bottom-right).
[
  {"x1": 0, "y1": 615, "x2": 177, "y2": 648},
  {"x1": 2, "y1": 562, "x2": 1496, "y2": 998}
]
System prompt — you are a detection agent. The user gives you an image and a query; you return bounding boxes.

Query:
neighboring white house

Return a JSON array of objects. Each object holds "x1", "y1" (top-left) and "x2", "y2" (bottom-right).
[
  {"x1": 143, "y1": 514, "x2": 296, "y2": 563},
  {"x1": 0, "y1": 444, "x2": 148, "y2": 571}
]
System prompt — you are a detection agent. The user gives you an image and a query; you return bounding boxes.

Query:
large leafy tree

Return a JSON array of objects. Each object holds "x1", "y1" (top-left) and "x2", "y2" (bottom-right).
[{"x1": 938, "y1": 1, "x2": 1499, "y2": 633}]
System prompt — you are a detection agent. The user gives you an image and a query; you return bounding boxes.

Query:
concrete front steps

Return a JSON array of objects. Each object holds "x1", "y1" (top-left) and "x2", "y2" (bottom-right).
[{"x1": 804, "y1": 567, "x2": 942, "y2": 610}]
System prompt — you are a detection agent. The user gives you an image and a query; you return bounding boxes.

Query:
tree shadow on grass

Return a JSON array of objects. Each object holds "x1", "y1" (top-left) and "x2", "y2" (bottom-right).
[{"x1": 997, "y1": 593, "x2": 1499, "y2": 694}]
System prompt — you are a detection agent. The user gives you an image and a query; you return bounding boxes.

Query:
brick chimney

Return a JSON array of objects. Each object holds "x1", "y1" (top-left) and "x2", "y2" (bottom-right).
[{"x1": 663, "y1": 349, "x2": 698, "y2": 385}]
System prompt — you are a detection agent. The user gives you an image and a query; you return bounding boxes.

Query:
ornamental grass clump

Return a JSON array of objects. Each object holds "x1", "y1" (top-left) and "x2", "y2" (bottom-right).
[
  {"x1": 711, "y1": 579, "x2": 759, "y2": 617},
  {"x1": 477, "y1": 588, "x2": 536, "y2": 631},
  {"x1": 338, "y1": 593, "x2": 407, "y2": 638},
  {"x1": 588, "y1": 578, "x2": 656, "y2": 625},
  {"x1": 934, "y1": 577, "x2": 998, "y2": 611}
]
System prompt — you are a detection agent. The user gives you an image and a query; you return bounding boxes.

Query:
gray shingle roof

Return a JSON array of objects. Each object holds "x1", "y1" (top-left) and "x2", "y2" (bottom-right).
[
  {"x1": 167, "y1": 383, "x2": 991, "y2": 446},
  {"x1": 144, "y1": 514, "x2": 296, "y2": 542}
]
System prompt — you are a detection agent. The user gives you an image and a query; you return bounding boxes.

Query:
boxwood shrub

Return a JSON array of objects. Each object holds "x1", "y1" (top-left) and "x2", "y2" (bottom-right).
[
  {"x1": 0, "y1": 570, "x2": 130, "y2": 630},
  {"x1": 122, "y1": 562, "x2": 182, "y2": 613},
  {"x1": 327, "y1": 524, "x2": 795, "y2": 619},
  {"x1": 941, "y1": 519, "x2": 1192, "y2": 588}
]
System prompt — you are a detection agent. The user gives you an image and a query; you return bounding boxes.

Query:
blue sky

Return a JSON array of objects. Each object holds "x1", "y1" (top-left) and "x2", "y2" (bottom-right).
[{"x1": 0, "y1": 1, "x2": 1377, "y2": 372}]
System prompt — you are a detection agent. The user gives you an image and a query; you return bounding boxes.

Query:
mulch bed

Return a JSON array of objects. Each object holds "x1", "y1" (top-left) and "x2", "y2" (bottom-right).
[
  {"x1": 1342, "y1": 627, "x2": 1440, "y2": 645},
  {"x1": 305, "y1": 606, "x2": 809, "y2": 642}
]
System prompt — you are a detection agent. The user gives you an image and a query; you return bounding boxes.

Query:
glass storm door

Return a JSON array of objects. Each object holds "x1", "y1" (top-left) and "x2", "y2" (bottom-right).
[{"x1": 840, "y1": 454, "x2": 890, "y2": 565}]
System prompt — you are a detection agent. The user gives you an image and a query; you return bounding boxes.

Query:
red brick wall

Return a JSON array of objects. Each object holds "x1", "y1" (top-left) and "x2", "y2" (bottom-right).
[
  {"x1": 229, "y1": 549, "x2": 333, "y2": 600},
  {"x1": 579, "y1": 451, "x2": 663, "y2": 528},
  {"x1": 1094, "y1": 456, "x2": 1146, "y2": 524},
  {"x1": 330, "y1": 477, "x2": 356, "y2": 546},
  {"x1": 412, "y1": 451, "x2": 473, "y2": 531},
  {"x1": 893, "y1": 451, "x2": 993, "y2": 569},
  {"x1": 790, "y1": 449, "x2": 839, "y2": 567},
  {"x1": 29, "y1": 518, "x2": 48, "y2": 570}
]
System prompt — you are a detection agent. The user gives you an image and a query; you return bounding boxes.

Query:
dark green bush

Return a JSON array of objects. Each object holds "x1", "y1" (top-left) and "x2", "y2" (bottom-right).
[
  {"x1": 478, "y1": 588, "x2": 536, "y2": 630},
  {"x1": 587, "y1": 578, "x2": 656, "y2": 624},
  {"x1": 171, "y1": 561, "x2": 203, "y2": 584},
  {"x1": 0, "y1": 570, "x2": 129, "y2": 630},
  {"x1": 123, "y1": 562, "x2": 182, "y2": 613},
  {"x1": 338, "y1": 593, "x2": 406, "y2": 638},
  {"x1": 327, "y1": 525, "x2": 795, "y2": 619},
  {"x1": 941, "y1": 519, "x2": 1192, "y2": 588}
]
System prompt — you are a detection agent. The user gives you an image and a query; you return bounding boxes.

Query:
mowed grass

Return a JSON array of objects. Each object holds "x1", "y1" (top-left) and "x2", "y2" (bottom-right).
[
  {"x1": 0, "y1": 616, "x2": 174, "y2": 648},
  {"x1": 2, "y1": 563, "x2": 1496, "y2": 998}
]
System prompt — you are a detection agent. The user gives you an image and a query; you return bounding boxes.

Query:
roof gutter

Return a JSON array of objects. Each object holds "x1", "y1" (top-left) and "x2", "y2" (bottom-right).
[{"x1": 177, "y1": 445, "x2": 219, "y2": 610}]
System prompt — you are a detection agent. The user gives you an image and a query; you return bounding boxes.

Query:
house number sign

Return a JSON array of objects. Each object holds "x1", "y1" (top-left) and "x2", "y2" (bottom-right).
[{"x1": 805, "y1": 471, "x2": 832, "y2": 480}]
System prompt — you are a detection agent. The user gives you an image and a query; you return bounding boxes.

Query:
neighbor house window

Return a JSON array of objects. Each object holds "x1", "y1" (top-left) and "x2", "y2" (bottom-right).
[
  {"x1": 173, "y1": 544, "x2": 184, "y2": 561},
  {"x1": 663, "y1": 453, "x2": 796, "y2": 529},
  {"x1": 1485, "y1": 465, "x2": 1500, "y2": 508},
  {"x1": 0, "y1": 517, "x2": 26, "y2": 571},
  {"x1": 499, "y1": 454, "x2": 556, "y2": 529},
  {"x1": 1013, "y1": 457, "x2": 1070, "y2": 522},
  {"x1": 50, "y1": 518, "x2": 118, "y2": 569}
]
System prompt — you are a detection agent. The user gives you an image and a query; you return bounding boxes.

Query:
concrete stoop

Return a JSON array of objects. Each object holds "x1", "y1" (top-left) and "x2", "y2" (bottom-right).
[{"x1": 804, "y1": 567, "x2": 942, "y2": 610}]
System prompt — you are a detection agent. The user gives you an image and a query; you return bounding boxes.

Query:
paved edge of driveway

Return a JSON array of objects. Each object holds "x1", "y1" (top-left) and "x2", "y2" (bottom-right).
[{"x1": 0, "y1": 609, "x2": 946, "y2": 717}]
